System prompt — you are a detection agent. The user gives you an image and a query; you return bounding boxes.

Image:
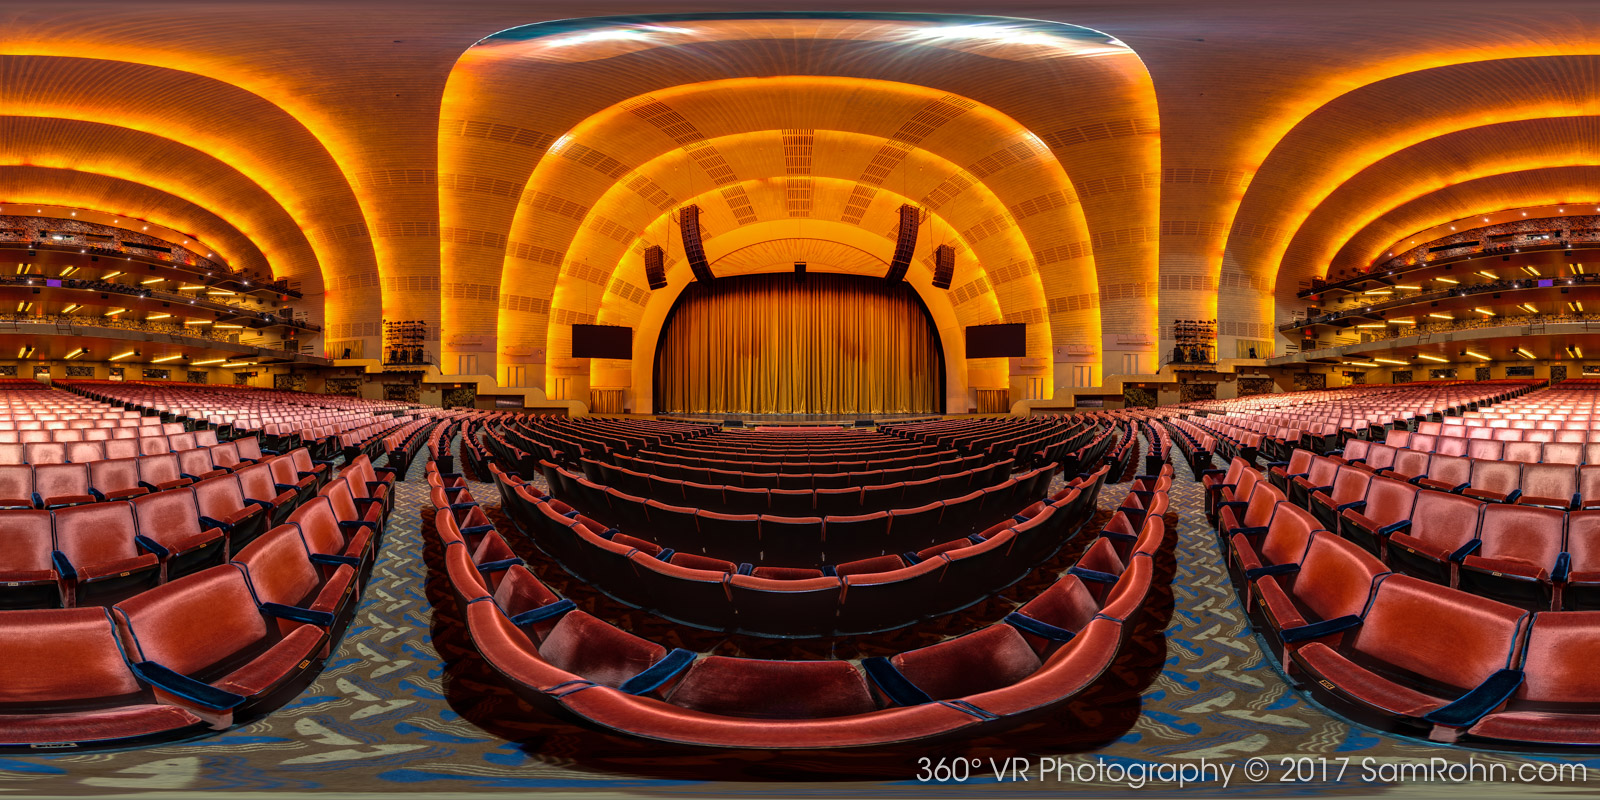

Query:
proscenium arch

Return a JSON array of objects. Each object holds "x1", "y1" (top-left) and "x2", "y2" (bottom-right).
[
  {"x1": 444, "y1": 12, "x2": 1156, "y2": 389},
  {"x1": 501, "y1": 90, "x2": 1093, "y2": 406},
  {"x1": 619, "y1": 221, "x2": 984, "y2": 413},
  {"x1": 648, "y1": 269, "x2": 949, "y2": 416},
  {"x1": 518, "y1": 119, "x2": 1082, "y2": 334},
  {"x1": 539, "y1": 183, "x2": 1023, "y2": 412}
]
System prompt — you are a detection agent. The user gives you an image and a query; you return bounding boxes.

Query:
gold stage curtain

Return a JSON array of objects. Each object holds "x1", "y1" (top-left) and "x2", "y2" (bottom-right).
[{"x1": 655, "y1": 273, "x2": 943, "y2": 415}]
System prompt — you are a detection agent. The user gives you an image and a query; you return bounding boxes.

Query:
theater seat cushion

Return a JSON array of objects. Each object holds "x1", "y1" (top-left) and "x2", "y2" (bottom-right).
[{"x1": 666, "y1": 657, "x2": 877, "y2": 719}]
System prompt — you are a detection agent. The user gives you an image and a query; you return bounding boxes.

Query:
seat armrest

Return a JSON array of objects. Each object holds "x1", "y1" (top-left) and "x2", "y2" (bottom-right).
[
  {"x1": 198, "y1": 515, "x2": 233, "y2": 531},
  {"x1": 135, "y1": 535, "x2": 171, "y2": 559},
  {"x1": 1003, "y1": 612, "x2": 1078, "y2": 643},
  {"x1": 1554, "y1": 551, "x2": 1572, "y2": 583},
  {"x1": 131, "y1": 661, "x2": 246, "y2": 711},
  {"x1": 1280, "y1": 614, "x2": 1363, "y2": 643},
  {"x1": 509, "y1": 599, "x2": 576, "y2": 627},
  {"x1": 1067, "y1": 566, "x2": 1119, "y2": 584},
  {"x1": 1449, "y1": 540, "x2": 1483, "y2": 563},
  {"x1": 310, "y1": 552, "x2": 361, "y2": 568},
  {"x1": 1335, "y1": 500, "x2": 1367, "y2": 513},
  {"x1": 618, "y1": 648, "x2": 698, "y2": 696},
  {"x1": 51, "y1": 550, "x2": 77, "y2": 581},
  {"x1": 338, "y1": 519, "x2": 379, "y2": 533},
  {"x1": 260, "y1": 602, "x2": 336, "y2": 628},
  {"x1": 1423, "y1": 669, "x2": 1525, "y2": 728},
  {"x1": 861, "y1": 656, "x2": 933, "y2": 707},
  {"x1": 1377, "y1": 519, "x2": 1412, "y2": 536},
  {"x1": 1243, "y1": 563, "x2": 1300, "y2": 581},
  {"x1": 476, "y1": 557, "x2": 524, "y2": 574}
]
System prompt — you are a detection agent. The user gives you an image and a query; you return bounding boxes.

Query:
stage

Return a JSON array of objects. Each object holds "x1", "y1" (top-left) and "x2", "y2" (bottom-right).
[{"x1": 654, "y1": 412, "x2": 944, "y2": 427}]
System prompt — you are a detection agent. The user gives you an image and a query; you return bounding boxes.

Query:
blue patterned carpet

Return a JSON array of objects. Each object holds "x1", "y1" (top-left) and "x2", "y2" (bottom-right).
[{"x1": 0, "y1": 432, "x2": 1596, "y2": 797}]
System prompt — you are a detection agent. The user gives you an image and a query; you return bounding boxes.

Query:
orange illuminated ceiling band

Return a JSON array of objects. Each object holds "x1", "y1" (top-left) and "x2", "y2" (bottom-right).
[
  {"x1": 1366, "y1": 196, "x2": 1600, "y2": 267},
  {"x1": 0, "y1": 49, "x2": 384, "y2": 302},
  {"x1": 540, "y1": 129, "x2": 1052, "y2": 288},
  {"x1": 0, "y1": 157, "x2": 285, "y2": 277},
  {"x1": 1289, "y1": 156, "x2": 1600, "y2": 287},
  {"x1": 3, "y1": 110, "x2": 328, "y2": 283},
  {"x1": 1215, "y1": 48, "x2": 1600, "y2": 288},
  {"x1": 1258, "y1": 110, "x2": 1600, "y2": 286},
  {"x1": 544, "y1": 179, "x2": 1004, "y2": 324},
  {"x1": 0, "y1": 200, "x2": 246, "y2": 273}
]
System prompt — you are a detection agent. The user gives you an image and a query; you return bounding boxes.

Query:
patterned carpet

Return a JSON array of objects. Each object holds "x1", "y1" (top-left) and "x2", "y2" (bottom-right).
[{"x1": 2, "y1": 432, "x2": 1597, "y2": 797}]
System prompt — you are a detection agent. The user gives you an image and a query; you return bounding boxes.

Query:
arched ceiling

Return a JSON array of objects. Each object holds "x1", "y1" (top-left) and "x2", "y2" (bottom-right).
[
  {"x1": 443, "y1": 13, "x2": 1159, "y2": 391},
  {"x1": 3, "y1": 1, "x2": 1600, "y2": 381},
  {"x1": 0, "y1": 169, "x2": 270, "y2": 277},
  {"x1": 1275, "y1": 117, "x2": 1600, "y2": 296},
  {"x1": 1335, "y1": 170, "x2": 1600, "y2": 274}
]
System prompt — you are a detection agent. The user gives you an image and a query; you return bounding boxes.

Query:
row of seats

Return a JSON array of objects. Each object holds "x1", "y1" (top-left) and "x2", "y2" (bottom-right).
[
  {"x1": 1217, "y1": 481, "x2": 1600, "y2": 746},
  {"x1": 432, "y1": 451, "x2": 1166, "y2": 749},
  {"x1": 478, "y1": 462, "x2": 1121, "y2": 637},
  {"x1": 0, "y1": 449, "x2": 350, "y2": 608},
  {"x1": 1225, "y1": 454, "x2": 1600, "y2": 612},
  {"x1": 0, "y1": 439, "x2": 290, "y2": 510},
  {"x1": 614, "y1": 447, "x2": 971, "y2": 478},
  {"x1": 538, "y1": 461, "x2": 1058, "y2": 568},
  {"x1": 0, "y1": 516, "x2": 367, "y2": 749},
  {"x1": 0, "y1": 432, "x2": 258, "y2": 465},
  {"x1": 578, "y1": 457, "x2": 1017, "y2": 516}
]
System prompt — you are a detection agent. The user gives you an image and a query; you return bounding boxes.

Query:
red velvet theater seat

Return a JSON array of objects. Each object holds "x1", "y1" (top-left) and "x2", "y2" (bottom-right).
[
  {"x1": 1469, "y1": 611, "x2": 1600, "y2": 745},
  {"x1": 1229, "y1": 500, "x2": 1319, "y2": 608},
  {"x1": 319, "y1": 477, "x2": 385, "y2": 540},
  {"x1": 0, "y1": 608, "x2": 204, "y2": 749},
  {"x1": 835, "y1": 557, "x2": 948, "y2": 636},
  {"x1": 231, "y1": 525, "x2": 358, "y2": 634},
  {"x1": 267, "y1": 455, "x2": 317, "y2": 505},
  {"x1": 138, "y1": 453, "x2": 193, "y2": 492},
  {"x1": 1287, "y1": 574, "x2": 1529, "y2": 741},
  {"x1": 287, "y1": 497, "x2": 374, "y2": 575},
  {"x1": 52, "y1": 501, "x2": 161, "y2": 607},
  {"x1": 1338, "y1": 476, "x2": 1416, "y2": 559},
  {"x1": 237, "y1": 462, "x2": 299, "y2": 527},
  {"x1": 727, "y1": 573, "x2": 842, "y2": 638},
  {"x1": 877, "y1": 624, "x2": 1042, "y2": 703},
  {"x1": 1384, "y1": 489, "x2": 1483, "y2": 586},
  {"x1": 1457, "y1": 503, "x2": 1566, "y2": 610},
  {"x1": 1416, "y1": 454, "x2": 1472, "y2": 494},
  {"x1": 111, "y1": 565, "x2": 330, "y2": 730},
  {"x1": 89, "y1": 457, "x2": 149, "y2": 501},
  {"x1": 1462, "y1": 460, "x2": 1522, "y2": 504},
  {"x1": 0, "y1": 509, "x2": 63, "y2": 608},
  {"x1": 34, "y1": 463, "x2": 97, "y2": 509},
  {"x1": 0, "y1": 464, "x2": 34, "y2": 509},
  {"x1": 193, "y1": 476, "x2": 269, "y2": 552},
  {"x1": 1310, "y1": 467, "x2": 1371, "y2": 531},
  {"x1": 1252, "y1": 533, "x2": 1388, "y2": 662},
  {"x1": 130, "y1": 489, "x2": 227, "y2": 581}
]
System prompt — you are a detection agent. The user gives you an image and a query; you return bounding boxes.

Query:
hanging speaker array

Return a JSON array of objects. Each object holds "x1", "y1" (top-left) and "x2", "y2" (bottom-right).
[
  {"x1": 932, "y1": 244, "x2": 955, "y2": 289},
  {"x1": 643, "y1": 244, "x2": 667, "y2": 290},
  {"x1": 883, "y1": 204, "x2": 920, "y2": 284},
  {"x1": 679, "y1": 204, "x2": 715, "y2": 282}
]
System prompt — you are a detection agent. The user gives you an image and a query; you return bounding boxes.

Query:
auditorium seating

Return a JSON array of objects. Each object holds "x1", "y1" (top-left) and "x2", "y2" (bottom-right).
[
  {"x1": 1218, "y1": 400, "x2": 1600, "y2": 746},
  {"x1": 425, "y1": 419, "x2": 1173, "y2": 749}
]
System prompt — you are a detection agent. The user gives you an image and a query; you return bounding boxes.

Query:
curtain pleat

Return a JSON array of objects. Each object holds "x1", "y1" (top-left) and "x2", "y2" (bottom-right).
[{"x1": 655, "y1": 273, "x2": 942, "y2": 415}]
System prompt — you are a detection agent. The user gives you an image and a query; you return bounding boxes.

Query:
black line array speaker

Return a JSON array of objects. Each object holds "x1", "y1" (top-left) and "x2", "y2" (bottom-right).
[
  {"x1": 932, "y1": 244, "x2": 955, "y2": 289},
  {"x1": 679, "y1": 205, "x2": 715, "y2": 282},
  {"x1": 883, "y1": 204, "x2": 920, "y2": 283},
  {"x1": 644, "y1": 244, "x2": 667, "y2": 290},
  {"x1": 794, "y1": 261, "x2": 806, "y2": 283}
]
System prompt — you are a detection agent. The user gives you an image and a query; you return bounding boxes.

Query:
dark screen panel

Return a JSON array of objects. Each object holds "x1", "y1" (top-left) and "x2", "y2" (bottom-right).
[
  {"x1": 571, "y1": 324, "x2": 633, "y2": 359},
  {"x1": 965, "y1": 323, "x2": 1027, "y2": 358}
]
